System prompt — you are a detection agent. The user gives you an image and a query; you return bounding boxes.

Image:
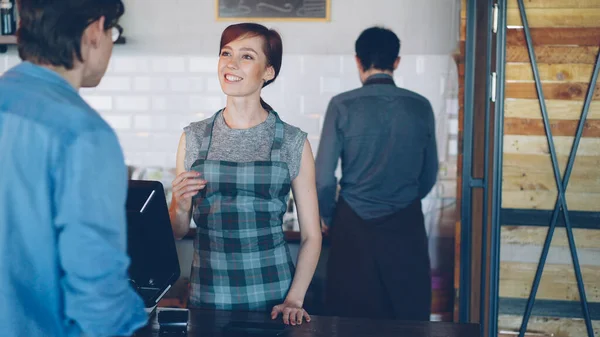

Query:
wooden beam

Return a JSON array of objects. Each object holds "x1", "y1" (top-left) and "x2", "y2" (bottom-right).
[
  {"x1": 504, "y1": 135, "x2": 600, "y2": 156},
  {"x1": 506, "y1": 82, "x2": 600, "y2": 100},
  {"x1": 499, "y1": 315, "x2": 600, "y2": 337},
  {"x1": 507, "y1": 46, "x2": 599, "y2": 64},
  {"x1": 501, "y1": 244, "x2": 600, "y2": 266},
  {"x1": 503, "y1": 171, "x2": 600, "y2": 193},
  {"x1": 503, "y1": 153, "x2": 600, "y2": 194},
  {"x1": 500, "y1": 262, "x2": 600, "y2": 301},
  {"x1": 507, "y1": 28, "x2": 600, "y2": 47},
  {"x1": 503, "y1": 153, "x2": 600, "y2": 175},
  {"x1": 503, "y1": 169, "x2": 600, "y2": 193},
  {"x1": 501, "y1": 226, "x2": 600, "y2": 249},
  {"x1": 504, "y1": 99, "x2": 600, "y2": 120},
  {"x1": 507, "y1": 0, "x2": 600, "y2": 8},
  {"x1": 506, "y1": 63, "x2": 595, "y2": 82},
  {"x1": 502, "y1": 190, "x2": 600, "y2": 211},
  {"x1": 507, "y1": 9, "x2": 600, "y2": 28},
  {"x1": 504, "y1": 117, "x2": 600, "y2": 137}
]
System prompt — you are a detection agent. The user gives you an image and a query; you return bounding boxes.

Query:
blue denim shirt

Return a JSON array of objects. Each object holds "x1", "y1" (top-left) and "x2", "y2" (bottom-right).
[
  {"x1": 0, "y1": 62, "x2": 147, "y2": 337},
  {"x1": 316, "y1": 73, "x2": 439, "y2": 225}
]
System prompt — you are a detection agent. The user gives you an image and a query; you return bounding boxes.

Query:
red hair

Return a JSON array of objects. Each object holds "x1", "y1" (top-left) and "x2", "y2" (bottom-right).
[{"x1": 220, "y1": 23, "x2": 283, "y2": 110}]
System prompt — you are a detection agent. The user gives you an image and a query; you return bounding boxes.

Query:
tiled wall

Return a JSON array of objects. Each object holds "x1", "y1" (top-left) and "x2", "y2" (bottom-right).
[
  {"x1": 1, "y1": 50, "x2": 458, "y2": 242},
  {"x1": 0, "y1": 50, "x2": 458, "y2": 190},
  {"x1": 119, "y1": 0, "x2": 460, "y2": 56},
  {"x1": 0, "y1": 0, "x2": 461, "y2": 188}
]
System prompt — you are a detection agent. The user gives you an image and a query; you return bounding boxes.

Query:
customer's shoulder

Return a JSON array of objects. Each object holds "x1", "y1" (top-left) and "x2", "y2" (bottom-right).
[
  {"x1": 58, "y1": 98, "x2": 115, "y2": 140},
  {"x1": 5, "y1": 93, "x2": 112, "y2": 140}
]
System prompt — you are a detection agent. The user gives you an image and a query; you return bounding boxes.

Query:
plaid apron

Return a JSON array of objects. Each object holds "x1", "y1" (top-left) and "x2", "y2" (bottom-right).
[{"x1": 189, "y1": 110, "x2": 295, "y2": 311}]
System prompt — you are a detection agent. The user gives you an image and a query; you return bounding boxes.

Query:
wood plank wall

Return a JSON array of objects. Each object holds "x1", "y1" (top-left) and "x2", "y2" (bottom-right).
[
  {"x1": 501, "y1": 0, "x2": 599, "y2": 336},
  {"x1": 453, "y1": 0, "x2": 466, "y2": 323},
  {"x1": 457, "y1": 1, "x2": 600, "y2": 336}
]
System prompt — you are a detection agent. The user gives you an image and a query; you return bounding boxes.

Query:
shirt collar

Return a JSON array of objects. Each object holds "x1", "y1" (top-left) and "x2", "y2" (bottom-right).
[{"x1": 363, "y1": 73, "x2": 395, "y2": 86}]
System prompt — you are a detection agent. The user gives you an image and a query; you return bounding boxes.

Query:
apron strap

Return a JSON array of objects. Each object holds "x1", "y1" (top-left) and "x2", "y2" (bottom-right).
[
  {"x1": 197, "y1": 110, "x2": 221, "y2": 160},
  {"x1": 270, "y1": 111, "x2": 285, "y2": 162}
]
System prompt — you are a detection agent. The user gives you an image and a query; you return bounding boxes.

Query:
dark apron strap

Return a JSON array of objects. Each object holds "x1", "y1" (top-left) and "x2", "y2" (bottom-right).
[
  {"x1": 197, "y1": 109, "x2": 221, "y2": 160},
  {"x1": 269, "y1": 111, "x2": 285, "y2": 162}
]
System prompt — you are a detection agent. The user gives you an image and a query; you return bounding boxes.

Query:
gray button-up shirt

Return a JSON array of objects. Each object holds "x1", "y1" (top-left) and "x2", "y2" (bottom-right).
[{"x1": 315, "y1": 73, "x2": 438, "y2": 225}]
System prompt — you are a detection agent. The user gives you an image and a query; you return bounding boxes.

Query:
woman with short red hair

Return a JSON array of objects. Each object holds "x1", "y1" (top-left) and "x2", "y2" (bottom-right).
[{"x1": 168, "y1": 23, "x2": 322, "y2": 325}]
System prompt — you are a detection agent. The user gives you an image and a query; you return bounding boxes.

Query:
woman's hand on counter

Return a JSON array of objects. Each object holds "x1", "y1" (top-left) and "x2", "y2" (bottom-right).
[{"x1": 270, "y1": 299, "x2": 311, "y2": 326}]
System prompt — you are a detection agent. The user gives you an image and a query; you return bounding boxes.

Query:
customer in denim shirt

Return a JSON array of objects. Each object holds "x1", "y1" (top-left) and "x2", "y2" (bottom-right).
[{"x1": 0, "y1": 1, "x2": 147, "y2": 336}]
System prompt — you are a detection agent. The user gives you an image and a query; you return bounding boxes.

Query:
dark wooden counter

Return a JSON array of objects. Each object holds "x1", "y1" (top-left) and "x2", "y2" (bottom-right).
[{"x1": 134, "y1": 308, "x2": 479, "y2": 337}]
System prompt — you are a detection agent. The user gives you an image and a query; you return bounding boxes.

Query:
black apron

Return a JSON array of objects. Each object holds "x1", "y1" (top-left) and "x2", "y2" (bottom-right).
[{"x1": 324, "y1": 75, "x2": 432, "y2": 321}]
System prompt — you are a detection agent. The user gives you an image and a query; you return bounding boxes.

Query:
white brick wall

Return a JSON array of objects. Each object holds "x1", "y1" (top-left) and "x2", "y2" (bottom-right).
[{"x1": 1, "y1": 52, "x2": 458, "y2": 172}]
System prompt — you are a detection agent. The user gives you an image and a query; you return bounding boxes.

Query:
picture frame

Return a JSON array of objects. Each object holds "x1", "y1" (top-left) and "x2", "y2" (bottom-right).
[{"x1": 216, "y1": 0, "x2": 331, "y2": 22}]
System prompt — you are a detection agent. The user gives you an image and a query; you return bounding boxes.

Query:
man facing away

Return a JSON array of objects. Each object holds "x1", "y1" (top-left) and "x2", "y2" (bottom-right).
[
  {"x1": 0, "y1": 1, "x2": 147, "y2": 336},
  {"x1": 316, "y1": 26, "x2": 439, "y2": 321}
]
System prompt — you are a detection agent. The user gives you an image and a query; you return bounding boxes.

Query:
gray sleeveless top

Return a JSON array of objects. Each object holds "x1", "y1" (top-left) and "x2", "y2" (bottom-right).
[{"x1": 184, "y1": 110, "x2": 307, "y2": 180}]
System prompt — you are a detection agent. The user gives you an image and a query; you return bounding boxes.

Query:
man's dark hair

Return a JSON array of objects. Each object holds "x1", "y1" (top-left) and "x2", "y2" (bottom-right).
[
  {"x1": 17, "y1": 0, "x2": 124, "y2": 69},
  {"x1": 355, "y1": 27, "x2": 400, "y2": 72}
]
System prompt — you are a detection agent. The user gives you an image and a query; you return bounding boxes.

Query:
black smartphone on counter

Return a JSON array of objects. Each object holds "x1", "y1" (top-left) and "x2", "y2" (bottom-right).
[
  {"x1": 157, "y1": 309, "x2": 189, "y2": 327},
  {"x1": 223, "y1": 321, "x2": 288, "y2": 336}
]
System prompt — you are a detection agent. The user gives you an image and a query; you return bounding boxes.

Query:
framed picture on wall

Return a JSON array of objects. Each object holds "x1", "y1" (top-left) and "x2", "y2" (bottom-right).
[{"x1": 216, "y1": 0, "x2": 331, "y2": 21}]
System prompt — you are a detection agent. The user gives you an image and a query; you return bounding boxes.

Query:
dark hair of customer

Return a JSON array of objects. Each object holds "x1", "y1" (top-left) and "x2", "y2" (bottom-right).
[{"x1": 17, "y1": 0, "x2": 125, "y2": 69}]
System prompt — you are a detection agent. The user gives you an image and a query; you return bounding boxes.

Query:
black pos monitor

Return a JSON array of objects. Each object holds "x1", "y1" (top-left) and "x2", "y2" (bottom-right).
[{"x1": 126, "y1": 180, "x2": 180, "y2": 314}]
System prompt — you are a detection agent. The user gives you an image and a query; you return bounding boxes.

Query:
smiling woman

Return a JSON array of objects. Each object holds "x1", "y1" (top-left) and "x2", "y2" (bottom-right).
[
  {"x1": 168, "y1": 23, "x2": 323, "y2": 326},
  {"x1": 218, "y1": 23, "x2": 282, "y2": 111}
]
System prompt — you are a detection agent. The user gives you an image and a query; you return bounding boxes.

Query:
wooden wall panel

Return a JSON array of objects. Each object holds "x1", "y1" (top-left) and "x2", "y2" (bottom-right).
[
  {"x1": 502, "y1": 190, "x2": 600, "y2": 211},
  {"x1": 504, "y1": 153, "x2": 600, "y2": 193},
  {"x1": 454, "y1": 0, "x2": 466, "y2": 323},
  {"x1": 506, "y1": 46, "x2": 599, "y2": 64},
  {"x1": 505, "y1": 82, "x2": 600, "y2": 100},
  {"x1": 500, "y1": 262, "x2": 600, "y2": 301},
  {"x1": 504, "y1": 153, "x2": 600, "y2": 178},
  {"x1": 506, "y1": 63, "x2": 595, "y2": 82},
  {"x1": 501, "y1": 226, "x2": 600, "y2": 249},
  {"x1": 503, "y1": 135, "x2": 600, "y2": 156},
  {"x1": 506, "y1": 0, "x2": 600, "y2": 8},
  {"x1": 498, "y1": 1, "x2": 600, "y2": 334},
  {"x1": 504, "y1": 99, "x2": 600, "y2": 120},
  {"x1": 507, "y1": 28, "x2": 600, "y2": 47},
  {"x1": 504, "y1": 118, "x2": 600, "y2": 137},
  {"x1": 507, "y1": 9, "x2": 600, "y2": 28}
]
